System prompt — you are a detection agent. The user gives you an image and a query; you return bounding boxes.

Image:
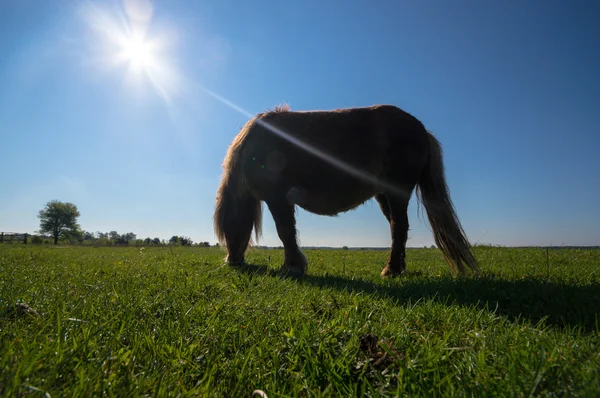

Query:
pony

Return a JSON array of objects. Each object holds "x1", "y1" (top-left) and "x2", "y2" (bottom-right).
[{"x1": 214, "y1": 104, "x2": 478, "y2": 277}]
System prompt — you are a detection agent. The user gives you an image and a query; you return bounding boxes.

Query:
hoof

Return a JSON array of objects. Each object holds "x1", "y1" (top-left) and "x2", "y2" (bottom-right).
[
  {"x1": 380, "y1": 266, "x2": 405, "y2": 278},
  {"x1": 279, "y1": 265, "x2": 305, "y2": 278}
]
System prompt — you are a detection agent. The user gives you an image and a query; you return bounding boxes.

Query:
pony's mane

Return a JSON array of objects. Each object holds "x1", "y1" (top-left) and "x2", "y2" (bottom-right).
[{"x1": 265, "y1": 104, "x2": 291, "y2": 113}]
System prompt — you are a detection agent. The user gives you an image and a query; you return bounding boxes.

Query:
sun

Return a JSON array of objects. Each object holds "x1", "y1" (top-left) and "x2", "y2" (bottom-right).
[
  {"x1": 119, "y1": 34, "x2": 156, "y2": 71},
  {"x1": 82, "y1": 0, "x2": 181, "y2": 103}
]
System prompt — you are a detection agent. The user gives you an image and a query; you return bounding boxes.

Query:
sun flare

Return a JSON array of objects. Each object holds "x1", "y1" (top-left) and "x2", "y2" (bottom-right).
[{"x1": 82, "y1": 0, "x2": 180, "y2": 103}]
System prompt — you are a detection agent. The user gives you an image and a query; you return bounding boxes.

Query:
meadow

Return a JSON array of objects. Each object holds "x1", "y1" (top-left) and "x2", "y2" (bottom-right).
[{"x1": 1, "y1": 244, "x2": 599, "y2": 397}]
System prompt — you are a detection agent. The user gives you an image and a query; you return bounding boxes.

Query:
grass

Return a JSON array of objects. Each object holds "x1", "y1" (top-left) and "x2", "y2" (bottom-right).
[{"x1": 1, "y1": 244, "x2": 599, "y2": 397}]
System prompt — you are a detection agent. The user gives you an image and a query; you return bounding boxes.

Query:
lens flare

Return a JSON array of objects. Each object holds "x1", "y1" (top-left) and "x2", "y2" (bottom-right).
[{"x1": 80, "y1": 1, "x2": 412, "y2": 200}]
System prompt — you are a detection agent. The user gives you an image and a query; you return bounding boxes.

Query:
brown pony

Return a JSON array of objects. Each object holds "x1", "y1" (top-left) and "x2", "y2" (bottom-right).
[{"x1": 214, "y1": 104, "x2": 479, "y2": 277}]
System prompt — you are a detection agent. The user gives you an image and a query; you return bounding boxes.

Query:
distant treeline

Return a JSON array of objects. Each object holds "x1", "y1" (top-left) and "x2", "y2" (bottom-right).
[{"x1": 12, "y1": 231, "x2": 216, "y2": 247}]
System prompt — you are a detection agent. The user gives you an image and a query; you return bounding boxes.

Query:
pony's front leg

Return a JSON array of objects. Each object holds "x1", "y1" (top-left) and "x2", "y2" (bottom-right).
[{"x1": 266, "y1": 198, "x2": 308, "y2": 277}]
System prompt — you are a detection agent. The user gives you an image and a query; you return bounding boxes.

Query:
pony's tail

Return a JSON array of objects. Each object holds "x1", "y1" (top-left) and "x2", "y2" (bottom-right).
[
  {"x1": 213, "y1": 123, "x2": 263, "y2": 251},
  {"x1": 417, "y1": 132, "x2": 479, "y2": 275}
]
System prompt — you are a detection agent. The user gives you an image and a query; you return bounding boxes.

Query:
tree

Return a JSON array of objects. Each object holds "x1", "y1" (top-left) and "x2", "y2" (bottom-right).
[
  {"x1": 123, "y1": 232, "x2": 137, "y2": 243},
  {"x1": 63, "y1": 227, "x2": 84, "y2": 243},
  {"x1": 180, "y1": 236, "x2": 193, "y2": 246},
  {"x1": 38, "y1": 200, "x2": 81, "y2": 245}
]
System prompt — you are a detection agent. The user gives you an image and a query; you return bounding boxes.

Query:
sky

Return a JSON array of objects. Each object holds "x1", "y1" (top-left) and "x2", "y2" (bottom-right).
[{"x1": 0, "y1": 0, "x2": 599, "y2": 247}]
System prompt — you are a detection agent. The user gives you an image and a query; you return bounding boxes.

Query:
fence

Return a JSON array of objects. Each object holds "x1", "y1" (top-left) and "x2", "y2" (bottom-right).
[{"x1": 0, "y1": 232, "x2": 29, "y2": 244}]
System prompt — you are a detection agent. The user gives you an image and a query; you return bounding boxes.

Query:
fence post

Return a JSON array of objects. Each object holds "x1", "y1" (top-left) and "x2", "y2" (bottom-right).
[
  {"x1": 24, "y1": 233, "x2": 28, "y2": 244},
  {"x1": 0, "y1": 232, "x2": 3, "y2": 243}
]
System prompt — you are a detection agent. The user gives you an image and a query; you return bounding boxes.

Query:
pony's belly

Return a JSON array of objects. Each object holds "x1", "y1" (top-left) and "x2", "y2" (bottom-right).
[{"x1": 288, "y1": 184, "x2": 377, "y2": 216}]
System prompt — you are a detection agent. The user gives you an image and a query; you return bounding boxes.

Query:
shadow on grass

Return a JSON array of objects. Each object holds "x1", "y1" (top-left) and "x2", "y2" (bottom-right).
[{"x1": 233, "y1": 263, "x2": 600, "y2": 332}]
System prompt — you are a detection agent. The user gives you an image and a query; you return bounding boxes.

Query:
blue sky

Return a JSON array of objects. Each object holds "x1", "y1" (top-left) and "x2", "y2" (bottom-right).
[{"x1": 1, "y1": 0, "x2": 599, "y2": 247}]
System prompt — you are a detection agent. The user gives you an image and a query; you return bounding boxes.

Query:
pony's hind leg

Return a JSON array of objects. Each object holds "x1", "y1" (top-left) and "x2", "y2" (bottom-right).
[
  {"x1": 377, "y1": 190, "x2": 413, "y2": 277},
  {"x1": 265, "y1": 198, "x2": 308, "y2": 277}
]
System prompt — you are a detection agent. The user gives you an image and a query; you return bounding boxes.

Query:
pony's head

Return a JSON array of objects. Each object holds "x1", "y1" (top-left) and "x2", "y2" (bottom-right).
[{"x1": 214, "y1": 186, "x2": 256, "y2": 265}]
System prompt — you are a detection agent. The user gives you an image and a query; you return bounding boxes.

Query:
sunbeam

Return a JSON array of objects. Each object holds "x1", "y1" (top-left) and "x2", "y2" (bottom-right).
[{"x1": 192, "y1": 83, "x2": 413, "y2": 200}]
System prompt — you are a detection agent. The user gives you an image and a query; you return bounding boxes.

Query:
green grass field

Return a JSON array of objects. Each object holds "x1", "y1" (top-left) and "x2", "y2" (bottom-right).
[{"x1": 1, "y1": 245, "x2": 599, "y2": 397}]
